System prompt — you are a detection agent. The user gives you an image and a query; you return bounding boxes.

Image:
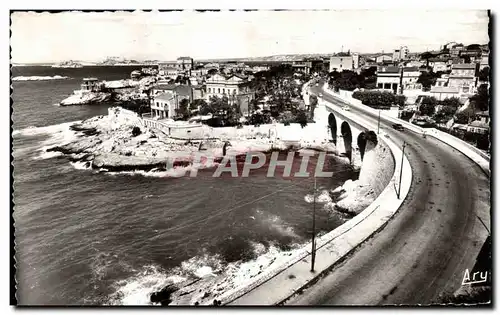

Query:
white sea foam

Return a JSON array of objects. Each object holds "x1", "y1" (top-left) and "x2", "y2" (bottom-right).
[
  {"x1": 12, "y1": 75, "x2": 70, "y2": 81},
  {"x1": 107, "y1": 242, "x2": 306, "y2": 306},
  {"x1": 102, "y1": 162, "x2": 220, "y2": 178},
  {"x1": 13, "y1": 121, "x2": 80, "y2": 137},
  {"x1": 70, "y1": 161, "x2": 92, "y2": 170},
  {"x1": 33, "y1": 150, "x2": 63, "y2": 160}
]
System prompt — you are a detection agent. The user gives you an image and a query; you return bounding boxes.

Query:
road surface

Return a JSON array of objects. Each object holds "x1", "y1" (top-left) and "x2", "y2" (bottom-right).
[{"x1": 285, "y1": 85, "x2": 491, "y2": 305}]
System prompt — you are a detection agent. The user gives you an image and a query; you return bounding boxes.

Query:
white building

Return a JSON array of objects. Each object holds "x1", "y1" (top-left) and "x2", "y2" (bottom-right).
[
  {"x1": 393, "y1": 46, "x2": 409, "y2": 62},
  {"x1": 479, "y1": 53, "x2": 489, "y2": 70},
  {"x1": 431, "y1": 61, "x2": 449, "y2": 73},
  {"x1": 376, "y1": 66, "x2": 401, "y2": 94},
  {"x1": 448, "y1": 63, "x2": 477, "y2": 94},
  {"x1": 205, "y1": 73, "x2": 250, "y2": 101},
  {"x1": 375, "y1": 54, "x2": 393, "y2": 63},
  {"x1": 329, "y1": 55, "x2": 354, "y2": 72},
  {"x1": 401, "y1": 67, "x2": 421, "y2": 90},
  {"x1": 205, "y1": 73, "x2": 255, "y2": 115},
  {"x1": 151, "y1": 92, "x2": 176, "y2": 119}
]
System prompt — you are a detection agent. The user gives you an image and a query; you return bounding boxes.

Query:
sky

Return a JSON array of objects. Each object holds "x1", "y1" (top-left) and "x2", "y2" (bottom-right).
[{"x1": 10, "y1": 10, "x2": 490, "y2": 63}]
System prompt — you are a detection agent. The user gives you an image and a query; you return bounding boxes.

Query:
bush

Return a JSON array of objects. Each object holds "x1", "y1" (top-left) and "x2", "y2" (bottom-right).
[
  {"x1": 295, "y1": 110, "x2": 308, "y2": 128},
  {"x1": 352, "y1": 90, "x2": 398, "y2": 108},
  {"x1": 438, "y1": 97, "x2": 461, "y2": 108},
  {"x1": 131, "y1": 126, "x2": 142, "y2": 137}
]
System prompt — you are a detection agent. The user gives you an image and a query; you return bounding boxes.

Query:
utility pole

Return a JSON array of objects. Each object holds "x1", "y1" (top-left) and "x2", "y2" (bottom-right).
[
  {"x1": 377, "y1": 110, "x2": 381, "y2": 134},
  {"x1": 398, "y1": 142, "x2": 406, "y2": 199},
  {"x1": 311, "y1": 177, "x2": 317, "y2": 272}
]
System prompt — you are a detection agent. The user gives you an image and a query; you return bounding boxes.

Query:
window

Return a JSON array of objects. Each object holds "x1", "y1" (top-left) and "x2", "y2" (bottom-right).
[
  {"x1": 208, "y1": 87, "x2": 211, "y2": 93},
  {"x1": 223, "y1": 88, "x2": 225, "y2": 94},
  {"x1": 384, "y1": 83, "x2": 391, "y2": 89},
  {"x1": 218, "y1": 88, "x2": 220, "y2": 93},
  {"x1": 378, "y1": 83, "x2": 383, "y2": 88},
  {"x1": 156, "y1": 102, "x2": 159, "y2": 107}
]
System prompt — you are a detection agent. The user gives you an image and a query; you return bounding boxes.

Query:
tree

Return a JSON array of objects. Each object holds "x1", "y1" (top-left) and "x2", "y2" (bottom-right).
[
  {"x1": 470, "y1": 84, "x2": 489, "y2": 112},
  {"x1": 455, "y1": 108, "x2": 474, "y2": 124},
  {"x1": 478, "y1": 67, "x2": 490, "y2": 82},
  {"x1": 433, "y1": 106, "x2": 457, "y2": 123},
  {"x1": 419, "y1": 52, "x2": 436, "y2": 66},
  {"x1": 438, "y1": 97, "x2": 462, "y2": 108},
  {"x1": 395, "y1": 95, "x2": 407, "y2": 107},
  {"x1": 296, "y1": 110, "x2": 308, "y2": 128},
  {"x1": 176, "y1": 98, "x2": 190, "y2": 119},
  {"x1": 417, "y1": 71, "x2": 437, "y2": 91},
  {"x1": 191, "y1": 99, "x2": 207, "y2": 112},
  {"x1": 419, "y1": 96, "x2": 437, "y2": 116},
  {"x1": 309, "y1": 94, "x2": 318, "y2": 119}
]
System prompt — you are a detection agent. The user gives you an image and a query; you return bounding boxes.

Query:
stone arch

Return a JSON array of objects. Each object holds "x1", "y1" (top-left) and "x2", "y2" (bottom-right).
[
  {"x1": 341, "y1": 121, "x2": 353, "y2": 162},
  {"x1": 357, "y1": 131, "x2": 378, "y2": 161},
  {"x1": 365, "y1": 131, "x2": 378, "y2": 148},
  {"x1": 357, "y1": 132, "x2": 367, "y2": 161},
  {"x1": 328, "y1": 113, "x2": 338, "y2": 144}
]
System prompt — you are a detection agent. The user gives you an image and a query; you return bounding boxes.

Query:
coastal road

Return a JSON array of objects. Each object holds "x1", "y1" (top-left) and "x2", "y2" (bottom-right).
[{"x1": 285, "y1": 84, "x2": 491, "y2": 305}]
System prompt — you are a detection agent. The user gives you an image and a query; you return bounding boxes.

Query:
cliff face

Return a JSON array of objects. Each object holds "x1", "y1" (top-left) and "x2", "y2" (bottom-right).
[
  {"x1": 358, "y1": 139, "x2": 395, "y2": 197},
  {"x1": 332, "y1": 138, "x2": 395, "y2": 215}
]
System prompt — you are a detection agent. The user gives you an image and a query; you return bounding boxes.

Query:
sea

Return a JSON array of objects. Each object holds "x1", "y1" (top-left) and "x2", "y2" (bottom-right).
[{"x1": 12, "y1": 66, "x2": 357, "y2": 305}]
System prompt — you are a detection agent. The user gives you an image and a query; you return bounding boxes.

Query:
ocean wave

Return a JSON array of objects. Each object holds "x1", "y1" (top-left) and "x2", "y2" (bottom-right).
[
  {"x1": 12, "y1": 75, "x2": 70, "y2": 81},
  {"x1": 33, "y1": 150, "x2": 63, "y2": 160},
  {"x1": 13, "y1": 121, "x2": 80, "y2": 137},
  {"x1": 107, "y1": 242, "x2": 305, "y2": 306},
  {"x1": 102, "y1": 162, "x2": 220, "y2": 178}
]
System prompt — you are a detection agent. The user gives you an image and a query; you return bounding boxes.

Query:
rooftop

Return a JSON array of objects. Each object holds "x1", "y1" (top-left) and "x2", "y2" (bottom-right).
[
  {"x1": 154, "y1": 92, "x2": 175, "y2": 102},
  {"x1": 403, "y1": 67, "x2": 420, "y2": 72},
  {"x1": 430, "y1": 86, "x2": 459, "y2": 93},
  {"x1": 452, "y1": 63, "x2": 476, "y2": 69},
  {"x1": 377, "y1": 66, "x2": 400, "y2": 74}
]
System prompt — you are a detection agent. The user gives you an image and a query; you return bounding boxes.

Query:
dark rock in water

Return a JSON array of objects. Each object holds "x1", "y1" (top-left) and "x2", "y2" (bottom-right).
[
  {"x1": 46, "y1": 145, "x2": 82, "y2": 155},
  {"x1": 150, "y1": 283, "x2": 180, "y2": 305},
  {"x1": 70, "y1": 124, "x2": 100, "y2": 136}
]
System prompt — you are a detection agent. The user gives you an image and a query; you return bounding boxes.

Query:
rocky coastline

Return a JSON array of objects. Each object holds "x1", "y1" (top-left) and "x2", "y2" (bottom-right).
[{"x1": 59, "y1": 77, "x2": 155, "y2": 106}]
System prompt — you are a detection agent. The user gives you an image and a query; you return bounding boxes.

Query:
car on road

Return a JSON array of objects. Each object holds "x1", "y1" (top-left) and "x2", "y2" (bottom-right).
[
  {"x1": 318, "y1": 93, "x2": 323, "y2": 97},
  {"x1": 342, "y1": 106, "x2": 350, "y2": 111},
  {"x1": 392, "y1": 123, "x2": 405, "y2": 131}
]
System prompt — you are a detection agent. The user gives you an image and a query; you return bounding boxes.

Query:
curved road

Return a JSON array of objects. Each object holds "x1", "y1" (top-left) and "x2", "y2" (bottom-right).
[{"x1": 285, "y1": 84, "x2": 490, "y2": 305}]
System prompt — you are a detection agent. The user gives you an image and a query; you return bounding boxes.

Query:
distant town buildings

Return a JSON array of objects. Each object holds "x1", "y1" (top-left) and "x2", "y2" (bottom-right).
[
  {"x1": 393, "y1": 46, "x2": 409, "y2": 62},
  {"x1": 375, "y1": 54, "x2": 393, "y2": 63},
  {"x1": 177, "y1": 57, "x2": 194, "y2": 71}
]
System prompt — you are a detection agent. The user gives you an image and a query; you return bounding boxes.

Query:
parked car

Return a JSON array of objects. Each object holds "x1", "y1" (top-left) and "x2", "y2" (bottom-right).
[
  {"x1": 318, "y1": 93, "x2": 323, "y2": 97},
  {"x1": 392, "y1": 123, "x2": 405, "y2": 131}
]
